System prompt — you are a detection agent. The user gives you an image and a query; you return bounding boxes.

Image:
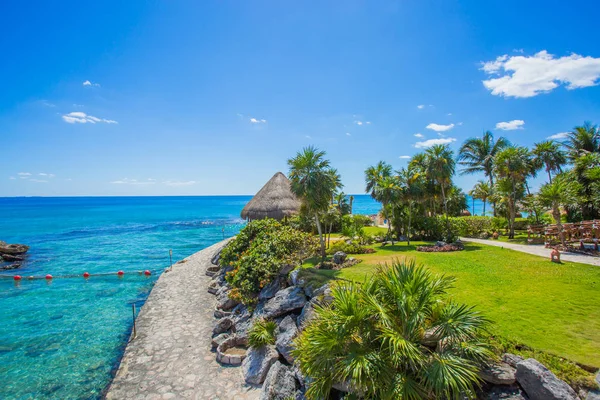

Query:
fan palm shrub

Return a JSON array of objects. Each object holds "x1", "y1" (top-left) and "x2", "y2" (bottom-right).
[
  {"x1": 293, "y1": 260, "x2": 492, "y2": 400},
  {"x1": 248, "y1": 318, "x2": 278, "y2": 348}
]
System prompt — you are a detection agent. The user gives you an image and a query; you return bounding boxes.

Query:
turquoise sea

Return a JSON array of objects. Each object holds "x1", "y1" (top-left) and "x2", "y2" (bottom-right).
[{"x1": 0, "y1": 195, "x2": 380, "y2": 400}]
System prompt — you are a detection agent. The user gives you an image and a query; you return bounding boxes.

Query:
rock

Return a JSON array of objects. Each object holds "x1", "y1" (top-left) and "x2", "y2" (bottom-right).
[
  {"x1": 0, "y1": 243, "x2": 29, "y2": 255},
  {"x1": 214, "y1": 309, "x2": 231, "y2": 319},
  {"x1": 483, "y1": 385, "x2": 528, "y2": 400},
  {"x1": 231, "y1": 304, "x2": 253, "y2": 342},
  {"x1": 596, "y1": 370, "x2": 600, "y2": 387},
  {"x1": 312, "y1": 284, "x2": 333, "y2": 305},
  {"x1": 259, "y1": 277, "x2": 287, "y2": 301},
  {"x1": 0, "y1": 263, "x2": 21, "y2": 271},
  {"x1": 1, "y1": 254, "x2": 24, "y2": 262},
  {"x1": 297, "y1": 301, "x2": 317, "y2": 330},
  {"x1": 276, "y1": 316, "x2": 298, "y2": 364},
  {"x1": 211, "y1": 245, "x2": 226, "y2": 265},
  {"x1": 288, "y1": 269, "x2": 301, "y2": 286},
  {"x1": 259, "y1": 361, "x2": 298, "y2": 400},
  {"x1": 217, "y1": 291, "x2": 239, "y2": 311},
  {"x1": 211, "y1": 333, "x2": 230, "y2": 349},
  {"x1": 205, "y1": 265, "x2": 220, "y2": 277},
  {"x1": 212, "y1": 317, "x2": 234, "y2": 336},
  {"x1": 256, "y1": 286, "x2": 307, "y2": 319},
  {"x1": 480, "y1": 362, "x2": 517, "y2": 385},
  {"x1": 516, "y1": 358, "x2": 579, "y2": 400},
  {"x1": 332, "y1": 251, "x2": 347, "y2": 265},
  {"x1": 208, "y1": 280, "x2": 220, "y2": 295},
  {"x1": 435, "y1": 241, "x2": 447, "y2": 247},
  {"x1": 216, "y1": 335, "x2": 248, "y2": 366},
  {"x1": 242, "y1": 345, "x2": 279, "y2": 385},
  {"x1": 503, "y1": 353, "x2": 524, "y2": 368},
  {"x1": 584, "y1": 390, "x2": 600, "y2": 400},
  {"x1": 279, "y1": 263, "x2": 296, "y2": 276}
]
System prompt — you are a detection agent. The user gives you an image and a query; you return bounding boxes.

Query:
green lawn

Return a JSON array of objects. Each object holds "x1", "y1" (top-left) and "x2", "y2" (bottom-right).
[{"x1": 302, "y1": 241, "x2": 600, "y2": 368}]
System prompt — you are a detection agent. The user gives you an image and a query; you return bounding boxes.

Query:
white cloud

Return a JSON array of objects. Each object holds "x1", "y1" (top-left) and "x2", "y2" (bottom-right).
[
  {"x1": 366, "y1": 121, "x2": 371, "y2": 125},
  {"x1": 345, "y1": 132, "x2": 351, "y2": 136},
  {"x1": 163, "y1": 180, "x2": 196, "y2": 187},
  {"x1": 250, "y1": 117, "x2": 267, "y2": 124},
  {"x1": 354, "y1": 120, "x2": 364, "y2": 126},
  {"x1": 414, "y1": 137, "x2": 457, "y2": 148},
  {"x1": 426, "y1": 123, "x2": 455, "y2": 132},
  {"x1": 481, "y1": 51, "x2": 600, "y2": 98},
  {"x1": 110, "y1": 178, "x2": 155, "y2": 185},
  {"x1": 399, "y1": 155, "x2": 411, "y2": 159},
  {"x1": 62, "y1": 111, "x2": 118, "y2": 124},
  {"x1": 547, "y1": 132, "x2": 569, "y2": 140},
  {"x1": 83, "y1": 80, "x2": 100, "y2": 87},
  {"x1": 9, "y1": 177, "x2": 16, "y2": 180},
  {"x1": 40, "y1": 100, "x2": 56, "y2": 107},
  {"x1": 72, "y1": 104, "x2": 84, "y2": 108},
  {"x1": 38, "y1": 173, "x2": 55, "y2": 178},
  {"x1": 496, "y1": 120, "x2": 525, "y2": 130},
  {"x1": 18, "y1": 172, "x2": 31, "y2": 176},
  {"x1": 414, "y1": 133, "x2": 424, "y2": 138},
  {"x1": 417, "y1": 105, "x2": 425, "y2": 109}
]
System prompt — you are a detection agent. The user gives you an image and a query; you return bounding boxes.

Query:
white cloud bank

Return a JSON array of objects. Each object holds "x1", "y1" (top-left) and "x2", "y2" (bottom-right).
[
  {"x1": 417, "y1": 105, "x2": 425, "y2": 109},
  {"x1": 548, "y1": 132, "x2": 569, "y2": 140},
  {"x1": 250, "y1": 117, "x2": 267, "y2": 124},
  {"x1": 83, "y1": 80, "x2": 100, "y2": 87},
  {"x1": 62, "y1": 112, "x2": 117, "y2": 124},
  {"x1": 426, "y1": 123, "x2": 455, "y2": 132},
  {"x1": 496, "y1": 120, "x2": 525, "y2": 130},
  {"x1": 415, "y1": 137, "x2": 457, "y2": 149},
  {"x1": 481, "y1": 51, "x2": 600, "y2": 98},
  {"x1": 110, "y1": 178, "x2": 155, "y2": 185},
  {"x1": 414, "y1": 133, "x2": 424, "y2": 138}
]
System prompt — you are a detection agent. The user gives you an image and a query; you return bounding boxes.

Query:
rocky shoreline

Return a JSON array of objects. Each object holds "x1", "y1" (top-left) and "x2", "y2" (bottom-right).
[{"x1": 0, "y1": 241, "x2": 29, "y2": 270}]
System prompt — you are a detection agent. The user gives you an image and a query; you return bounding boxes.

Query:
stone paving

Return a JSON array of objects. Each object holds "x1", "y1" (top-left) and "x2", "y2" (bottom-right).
[
  {"x1": 462, "y1": 237, "x2": 600, "y2": 266},
  {"x1": 105, "y1": 240, "x2": 259, "y2": 400}
]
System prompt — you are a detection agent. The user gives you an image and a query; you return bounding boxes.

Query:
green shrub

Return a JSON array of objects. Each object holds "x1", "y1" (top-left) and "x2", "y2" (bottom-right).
[
  {"x1": 491, "y1": 217, "x2": 508, "y2": 232},
  {"x1": 248, "y1": 318, "x2": 277, "y2": 348},
  {"x1": 326, "y1": 241, "x2": 374, "y2": 255},
  {"x1": 221, "y1": 218, "x2": 318, "y2": 305},
  {"x1": 513, "y1": 218, "x2": 529, "y2": 230},
  {"x1": 293, "y1": 260, "x2": 493, "y2": 399},
  {"x1": 448, "y1": 216, "x2": 493, "y2": 237}
]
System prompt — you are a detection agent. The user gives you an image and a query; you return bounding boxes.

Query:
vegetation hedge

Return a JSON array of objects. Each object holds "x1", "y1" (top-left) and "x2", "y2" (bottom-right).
[
  {"x1": 325, "y1": 241, "x2": 375, "y2": 255},
  {"x1": 220, "y1": 218, "x2": 317, "y2": 305}
]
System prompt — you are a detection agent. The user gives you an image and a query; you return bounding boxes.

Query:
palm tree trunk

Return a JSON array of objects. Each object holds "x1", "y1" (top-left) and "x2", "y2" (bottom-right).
[
  {"x1": 315, "y1": 214, "x2": 325, "y2": 260},
  {"x1": 472, "y1": 197, "x2": 475, "y2": 216},
  {"x1": 509, "y1": 179, "x2": 516, "y2": 239},
  {"x1": 407, "y1": 202, "x2": 412, "y2": 246},
  {"x1": 441, "y1": 184, "x2": 450, "y2": 240},
  {"x1": 490, "y1": 175, "x2": 496, "y2": 217},
  {"x1": 553, "y1": 203, "x2": 564, "y2": 246},
  {"x1": 483, "y1": 199, "x2": 487, "y2": 216},
  {"x1": 548, "y1": 169, "x2": 552, "y2": 184}
]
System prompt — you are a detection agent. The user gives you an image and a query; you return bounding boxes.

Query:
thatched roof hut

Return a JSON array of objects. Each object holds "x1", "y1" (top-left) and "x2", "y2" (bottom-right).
[{"x1": 241, "y1": 172, "x2": 302, "y2": 221}]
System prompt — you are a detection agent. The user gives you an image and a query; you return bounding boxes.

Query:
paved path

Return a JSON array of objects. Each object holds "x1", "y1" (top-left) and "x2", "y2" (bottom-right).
[
  {"x1": 105, "y1": 240, "x2": 259, "y2": 400},
  {"x1": 462, "y1": 237, "x2": 600, "y2": 266}
]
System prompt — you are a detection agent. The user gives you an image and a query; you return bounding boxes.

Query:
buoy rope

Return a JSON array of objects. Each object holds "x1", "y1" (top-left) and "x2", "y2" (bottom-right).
[{"x1": 0, "y1": 268, "x2": 165, "y2": 281}]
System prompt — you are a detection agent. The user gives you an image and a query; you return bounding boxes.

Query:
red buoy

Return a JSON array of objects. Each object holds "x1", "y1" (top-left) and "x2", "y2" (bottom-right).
[
  {"x1": 83, "y1": 272, "x2": 90, "y2": 278},
  {"x1": 144, "y1": 270, "x2": 151, "y2": 276},
  {"x1": 117, "y1": 270, "x2": 124, "y2": 276},
  {"x1": 14, "y1": 275, "x2": 22, "y2": 281},
  {"x1": 45, "y1": 274, "x2": 53, "y2": 280}
]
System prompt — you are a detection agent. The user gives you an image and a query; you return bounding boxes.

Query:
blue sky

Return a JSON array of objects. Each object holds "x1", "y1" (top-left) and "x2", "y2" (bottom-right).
[{"x1": 1, "y1": 0, "x2": 599, "y2": 196}]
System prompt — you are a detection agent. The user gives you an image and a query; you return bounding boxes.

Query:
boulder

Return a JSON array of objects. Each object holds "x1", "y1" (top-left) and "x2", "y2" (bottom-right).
[
  {"x1": 482, "y1": 385, "x2": 528, "y2": 400},
  {"x1": 256, "y1": 287, "x2": 307, "y2": 319},
  {"x1": 480, "y1": 362, "x2": 516, "y2": 385},
  {"x1": 259, "y1": 277, "x2": 287, "y2": 301},
  {"x1": 297, "y1": 301, "x2": 317, "y2": 330},
  {"x1": 208, "y1": 280, "x2": 220, "y2": 295},
  {"x1": 332, "y1": 251, "x2": 347, "y2": 265},
  {"x1": 231, "y1": 304, "x2": 253, "y2": 342},
  {"x1": 312, "y1": 284, "x2": 334, "y2": 305},
  {"x1": 217, "y1": 291, "x2": 239, "y2": 311},
  {"x1": 288, "y1": 269, "x2": 305, "y2": 286},
  {"x1": 259, "y1": 361, "x2": 298, "y2": 400},
  {"x1": 1, "y1": 254, "x2": 24, "y2": 262},
  {"x1": 584, "y1": 390, "x2": 600, "y2": 400},
  {"x1": 242, "y1": 345, "x2": 279, "y2": 385},
  {"x1": 213, "y1": 317, "x2": 234, "y2": 336},
  {"x1": 279, "y1": 263, "x2": 296, "y2": 276},
  {"x1": 276, "y1": 316, "x2": 298, "y2": 364},
  {"x1": 211, "y1": 333, "x2": 230, "y2": 349},
  {"x1": 503, "y1": 353, "x2": 525, "y2": 368},
  {"x1": 205, "y1": 265, "x2": 220, "y2": 277},
  {"x1": 0, "y1": 243, "x2": 29, "y2": 255},
  {"x1": 435, "y1": 241, "x2": 447, "y2": 247},
  {"x1": 214, "y1": 309, "x2": 231, "y2": 319},
  {"x1": 516, "y1": 358, "x2": 578, "y2": 400}
]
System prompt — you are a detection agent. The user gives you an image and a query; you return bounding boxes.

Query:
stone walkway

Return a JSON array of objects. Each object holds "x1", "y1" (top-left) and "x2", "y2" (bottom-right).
[
  {"x1": 462, "y1": 237, "x2": 600, "y2": 266},
  {"x1": 105, "y1": 240, "x2": 259, "y2": 400}
]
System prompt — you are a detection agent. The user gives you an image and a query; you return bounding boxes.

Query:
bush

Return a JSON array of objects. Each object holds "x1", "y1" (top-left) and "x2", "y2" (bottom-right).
[
  {"x1": 326, "y1": 241, "x2": 374, "y2": 255},
  {"x1": 293, "y1": 260, "x2": 493, "y2": 399},
  {"x1": 221, "y1": 218, "x2": 318, "y2": 305},
  {"x1": 248, "y1": 318, "x2": 277, "y2": 348},
  {"x1": 513, "y1": 217, "x2": 529, "y2": 230},
  {"x1": 491, "y1": 217, "x2": 508, "y2": 232},
  {"x1": 449, "y1": 216, "x2": 493, "y2": 238}
]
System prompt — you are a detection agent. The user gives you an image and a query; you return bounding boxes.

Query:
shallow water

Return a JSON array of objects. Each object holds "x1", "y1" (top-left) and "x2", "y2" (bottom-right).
[{"x1": 0, "y1": 195, "x2": 380, "y2": 399}]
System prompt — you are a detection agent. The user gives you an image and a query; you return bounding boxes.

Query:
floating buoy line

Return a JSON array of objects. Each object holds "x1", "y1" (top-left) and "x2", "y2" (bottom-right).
[{"x1": 1, "y1": 268, "x2": 163, "y2": 282}]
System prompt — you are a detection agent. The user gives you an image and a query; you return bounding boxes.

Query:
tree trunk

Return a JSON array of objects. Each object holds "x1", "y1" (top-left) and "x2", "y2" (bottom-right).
[
  {"x1": 548, "y1": 168, "x2": 553, "y2": 184},
  {"x1": 472, "y1": 197, "x2": 475, "y2": 216},
  {"x1": 441, "y1": 184, "x2": 450, "y2": 240},
  {"x1": 483, "y1": 199, "x2": 487, "y2": 216},
  {"x1": 490, "y1": 175, "x2": 497, "y2": 217},
  {"x1": 509, "y1": 180, "x2": 516, "y2": 239},
  {"x1": 407, "y1": 202, "x2": 412, "y2": 246},
  {"x1": 553, "y1": 203, "x2": 565, "y2": 246},
  {"x1": 315, "y1": 214, "x2": 325, "y2": 260}
]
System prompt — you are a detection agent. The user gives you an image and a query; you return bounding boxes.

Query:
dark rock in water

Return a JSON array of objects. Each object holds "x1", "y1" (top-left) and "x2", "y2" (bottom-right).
[
  {"x1": 260, "y1": 361, "x2": 299, "y2": 400},
  {"x1": 516, "y1": 358, "x2": 578, "y2": 400},
  {"x1": 1, "y1": 253, "x2": 24, "y2": 262},
  {"x1": 0, "y1": 263, "x2": 21, "y2": 270},
  {"x1": 0, "y1": 242, "x2": 29, "y2": 255}
]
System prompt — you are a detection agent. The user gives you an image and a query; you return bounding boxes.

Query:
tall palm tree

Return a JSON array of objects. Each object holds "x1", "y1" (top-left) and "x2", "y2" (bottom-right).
[
  {"x1": 471, "y1": 180, "x2": 491, "y2": 216},
  {"x1": 425, "y1": 144, "x2": 455, "y2": 240},
  {"x1": 288, "y1": 146, "x2": 339, "y2": 259},
  {"x1": 563, "y1": 122, "x2": 600, "y2": 162},
  {"x1": 398, "y1": 166, "x2": 425, "y2": 245},
  {"x1": 458, "y1": 131, "x2": 509, "y2": 216},
  {"x1": 365, "y1": 161, "x2": 392, "y2": 197},
  {"x1": 373, "y1": 175, "x2": 401, "y2": 244},
  {"x1": 494, "y1": 146, "x2": 532, "y2": 239},
  {"x1": 532, "y1": 140, "x2": 566, "y2": 183}
]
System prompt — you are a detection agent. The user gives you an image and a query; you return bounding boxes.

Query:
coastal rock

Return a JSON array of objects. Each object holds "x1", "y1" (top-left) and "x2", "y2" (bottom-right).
[
  {"x1": 0, "y1": 243, "x2": 29, "y2": 255},
  {"x1": 480, "y1": 362, "x2": 516, "y2": 385},
  {"x1": 217, "y1": 289, "x2": 239, "y2": 311},
  {"x1": 1, "y1": 254, "x2": 24, "y2": 262},
  {"x1": 297, "y1": 301, "x2": 317, "y2": 330},
  {"x1": 288, "y1": 269, "x2": 305, "y2": 286},
  {"x1": 213, "y1": 317, "x2": 234, "y2": 336},
  {"x1": 211, "y1": 333, "x2": 230, "y2": 349},
  {"x1": 332, "y1": 251, "x2": 347, "y2": 265},
  {"x1": 242, "y1": 345, "x2": 279, "y2": 385},
  {"x1": 503, "y1": 353, "x2": 525, "y2": 368},
  {"x1": 259, "y1": 277, "x2": 287, "y2": 301},
  {"x1": 208, "y1": 280, "x2": 220, "y2": 295},
  {"x1": 231, "y1": 304, "x2": 253, "y2": 342},
  {"x1": 0, "y1": 263, "x2": 21, "y2": 271},
  {"x1": 516, "y1": 358, "x2": 578, "y2": 400},
  {"x1": 279, "y1": 263, "x2": 296, "y2": 276},
  {"x1": 214, "y1": 309, "x2": 231, "y2": 319},
  {"x1": 205, "y1": 265, "x2": 220, "y2": 277},
  {"x1": 259, "y1": 361, "x2": 298, "y2": 400},
  {"x1": 276, "y1": 316, "x2": 298, "y2": 364},
  {"x1": 211, "y1": 249, "x2": 222, "y2": 265},
  {"x1": 483, "y1": 385, "x2": 528, "y2": 400},
  {"x1": 256, "y1": 286, "x2": 307, "y2": 319}
]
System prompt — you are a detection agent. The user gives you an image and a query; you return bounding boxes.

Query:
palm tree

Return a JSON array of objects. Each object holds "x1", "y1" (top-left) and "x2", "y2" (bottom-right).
[
  {"x1": 494, "y1": 146, "x2": 532, "y2": 239},
  {"x1": 425, "y1": 144, "x2": 456, "y2": 240},
  {"x1": 532, "y1": 140, "x2": 566, "y2": 183},
  {"x1": 397, "y1": 166, "x2": 425, "y2": 245},
  {"x1": 458, "y1": 131, "x2": 510, "y2": 216},
  {"x1": 293, "y1": 260, "x2": 492, "y2": 400},
  {"x1": 537, "y1": 174, "x2": 579, "y2": 245},
  {"x1": 563, "y1": 122, "x2": 600, "y2": 162},
  {"x1": 365, "y1": 161, "x2": 392, "y2": 197},
  {"x1": 373, "y1": 175, "x2": 401, "y2": 244},
  {"x1": 471, "y1": 180, "x2": 491, "y2": 216},
  {"x1": 288, "y1": 146, "x2": 339, "y2": 259}
]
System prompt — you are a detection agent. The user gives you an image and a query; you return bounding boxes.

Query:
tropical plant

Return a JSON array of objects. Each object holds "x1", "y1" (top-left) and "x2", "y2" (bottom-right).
[
  {"x1": 365, "y1": 161, "x2": 393, "y2": 197},
  {"x1": 248, "y1": 318, "x2": 278, "y2": 348},
  {"x1": 532, "y1": 140, "x2": 566, "y2": 183},
  {"x1": 288, "y1": 146, "x2": 340, "y2": 259},
  {"x1": 293, "y1": 260, "x2": 493, "y2": 400},
  {"x1": 563, "y1": 122, "x2": 600, "y2": 162},
  {"x1": 538, "y1": 174, "x2": 580, "y2": 245},
  {"x1": 458, "y1": 131, "x2": 510, "y2": 216},
  {"x1": 425, "y1": 144, "x2": 456, "y2": 241},
  {"x1": 470, "y1": 180, "x2": 491, "y2": 216},
  {"x1": 364, "y1": 162, "x2": 401, "y2": 244},
  {"x1": 397, "y1": 165, "x2": 425, "y2": 245}
]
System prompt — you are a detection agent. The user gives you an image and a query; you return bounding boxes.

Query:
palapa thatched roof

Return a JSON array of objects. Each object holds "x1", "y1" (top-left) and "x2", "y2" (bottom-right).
[{"x1": 241, "y1": 172, "x2": 302, "y2": 221}]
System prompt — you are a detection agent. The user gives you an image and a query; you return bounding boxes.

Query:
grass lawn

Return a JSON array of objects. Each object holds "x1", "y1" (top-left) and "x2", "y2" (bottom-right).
[{"x1": 302, "y1": 240, "x2": 600, "y2": 368}]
